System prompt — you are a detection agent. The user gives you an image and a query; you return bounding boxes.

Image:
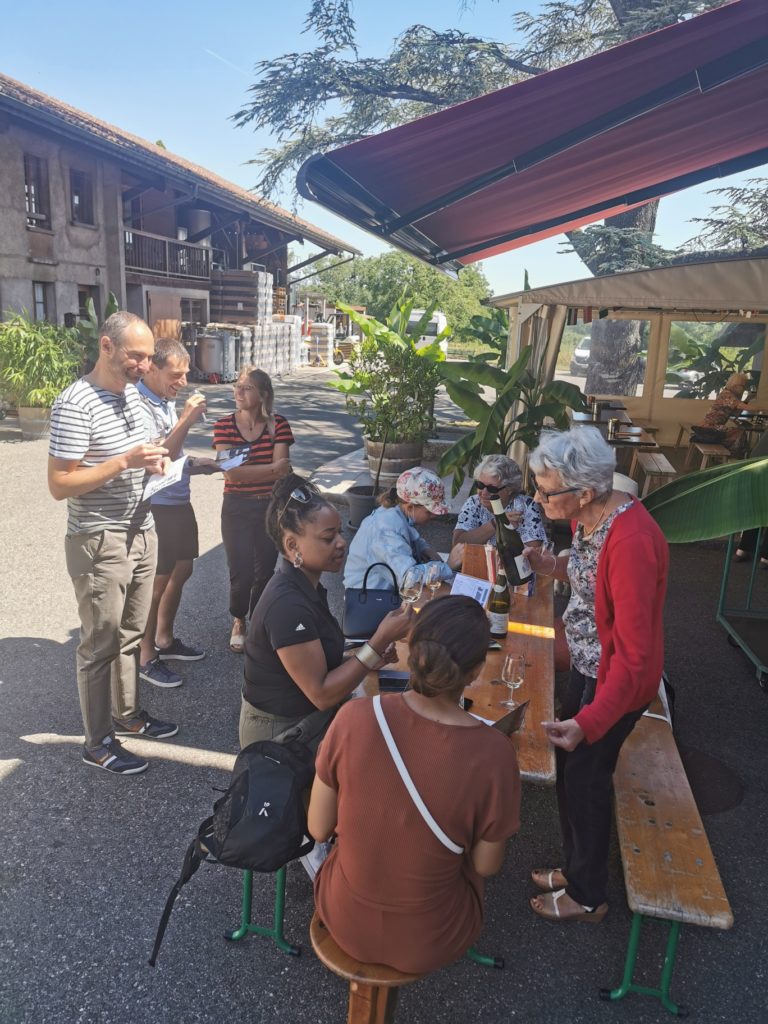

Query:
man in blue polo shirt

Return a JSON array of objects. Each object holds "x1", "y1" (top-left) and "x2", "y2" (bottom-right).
[{"x1": 137, "y1": 338, "x2": 214, "y2": 687}]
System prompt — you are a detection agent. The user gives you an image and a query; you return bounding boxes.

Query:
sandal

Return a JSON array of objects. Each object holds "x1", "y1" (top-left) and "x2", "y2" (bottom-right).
[
  {"x1": 530, "y1": 888, "x2": 608, "y2": 923},
  {"x1": 733, "y1": 549, "x2": 750, "y2": 562},
  {"x1": 531, "y1": 867, "x2": 567, "y2": 892},
  {"x1": 229, "y1": 619, "x2": 246, "y2": 653}
]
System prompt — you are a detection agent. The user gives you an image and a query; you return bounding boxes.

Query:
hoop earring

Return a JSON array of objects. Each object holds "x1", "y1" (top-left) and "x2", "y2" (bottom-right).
[{"x1": 293, "y1": 551, "x2": 304, "y2": 569}]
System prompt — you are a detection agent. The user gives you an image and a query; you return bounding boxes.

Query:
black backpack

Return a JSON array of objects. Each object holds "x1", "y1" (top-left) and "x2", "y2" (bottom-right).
[{"x1": 149, "y1": 706, "x2": 337, "y2": 966}]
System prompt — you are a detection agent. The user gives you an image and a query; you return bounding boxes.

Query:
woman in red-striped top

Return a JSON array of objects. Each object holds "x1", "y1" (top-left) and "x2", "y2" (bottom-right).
[{"x1": 213, "y1": 367, "x2": 294, "y2": 652}]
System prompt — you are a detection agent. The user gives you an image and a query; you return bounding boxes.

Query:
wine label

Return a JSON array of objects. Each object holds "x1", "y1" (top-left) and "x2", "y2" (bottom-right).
[
  {"x1": 515, "y1": 553, "x2": 532, "y2": 578},
  {"x1": 488, "y1": 611, "x2": 509, "y2": 635}
]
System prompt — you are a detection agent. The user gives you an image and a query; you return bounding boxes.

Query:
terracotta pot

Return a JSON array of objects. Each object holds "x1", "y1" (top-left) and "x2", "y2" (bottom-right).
[
  {"x1": 364, "y1": 439, "x2": 424, "y2": 489},
  {"x1": 18, "y1": 406, "x2": 51, "y2": 441}
]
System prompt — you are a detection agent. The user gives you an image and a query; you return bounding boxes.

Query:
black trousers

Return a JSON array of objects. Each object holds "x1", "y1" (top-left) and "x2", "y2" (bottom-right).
[
  {"x1": 738, "y1": 527, "x2": 768, "y2": 559},
  {"x1": 220, "y1": 493, "x2": 277, "y2": 620},
  {"x1": 556, "y1": 667, "x2": 645, "y2": 908}
]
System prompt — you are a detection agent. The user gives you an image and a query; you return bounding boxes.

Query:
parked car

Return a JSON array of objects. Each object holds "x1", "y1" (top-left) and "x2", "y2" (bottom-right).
[
  {"x1": 407, "y1": 310, "x2": 450, "y2": 356},
  {"x1": 569, "y1": 336, "x2": 591, "y2": 376}
]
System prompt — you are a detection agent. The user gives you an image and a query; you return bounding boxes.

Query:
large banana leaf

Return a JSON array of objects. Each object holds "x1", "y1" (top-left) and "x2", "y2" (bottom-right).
[{"x1": 643, "y1": 456, "x2": 768, "y2": 542}]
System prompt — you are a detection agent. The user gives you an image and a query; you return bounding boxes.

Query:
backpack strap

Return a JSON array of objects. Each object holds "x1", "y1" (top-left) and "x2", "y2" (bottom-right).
[
  {"x1": 372, "y1": 695, "x2": 464, "y2": 854},
  {"x1": 148, "y1": 817, "x2": 212, "y2": 967}
]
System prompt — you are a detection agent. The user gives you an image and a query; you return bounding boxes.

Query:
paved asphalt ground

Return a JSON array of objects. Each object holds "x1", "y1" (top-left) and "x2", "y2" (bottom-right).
[{"x1": 1, "y1": 367, "x2": 767, "y2": 1023}]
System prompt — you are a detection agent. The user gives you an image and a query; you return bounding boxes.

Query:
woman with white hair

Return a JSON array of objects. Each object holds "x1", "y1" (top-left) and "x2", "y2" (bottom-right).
[
  {"x1": 524, "y1": 427, "x2": 668, "y2": 924},
  {"x1": 452, "y1": 454, "x2": 546, "y2": 549}
]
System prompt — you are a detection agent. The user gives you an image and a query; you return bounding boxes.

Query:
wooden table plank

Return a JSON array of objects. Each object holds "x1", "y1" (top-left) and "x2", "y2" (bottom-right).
[{"x1": 365, "y1": 558, "x2": 556, "y2": 786}]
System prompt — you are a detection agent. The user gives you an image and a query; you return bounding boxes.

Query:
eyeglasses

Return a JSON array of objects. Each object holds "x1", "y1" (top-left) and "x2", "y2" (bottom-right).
[
  {"x1": 233, "y1": 383, "x2": 257, "y2": 393},
  {"x1": 476, "y1": 481, "x2": 504, "y2": 495},
  {"x1": 531, "y1": 474, "x2": 581, "y2": 504},
  {"x1": 115, "y1": 394, "x2": 135, "y2": 430},
  {"x1": 277, "y1": 487, "x2": 313, "y2": 527}
]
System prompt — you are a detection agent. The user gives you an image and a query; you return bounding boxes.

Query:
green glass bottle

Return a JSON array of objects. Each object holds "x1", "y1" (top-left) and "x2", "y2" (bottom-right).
[
  {"x1": 490, "y1": 497, "x2": 533, "y2": 586},
  {"x1": 487, "y1": 568, "x2": 510, "y2": 639}
]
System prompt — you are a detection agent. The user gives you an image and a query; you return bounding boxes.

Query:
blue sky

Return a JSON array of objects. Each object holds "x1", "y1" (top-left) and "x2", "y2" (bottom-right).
[{"x1": 2, "y1": 0, "x2": 762, "y2": 294}]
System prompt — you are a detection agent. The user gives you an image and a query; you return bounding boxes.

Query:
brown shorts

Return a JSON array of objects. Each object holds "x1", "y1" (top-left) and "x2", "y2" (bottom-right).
[{"x1": 152, "y1": 503, "x2": 199, "y2": 575}]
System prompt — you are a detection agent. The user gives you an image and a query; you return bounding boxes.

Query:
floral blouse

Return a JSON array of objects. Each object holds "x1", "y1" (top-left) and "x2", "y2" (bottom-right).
[
  {"x1": 455, "y1": 494, "x2": 546, "y2": 546},
  {"x1": 562, "y1": 499, "x2": 633, "y2": 678}
]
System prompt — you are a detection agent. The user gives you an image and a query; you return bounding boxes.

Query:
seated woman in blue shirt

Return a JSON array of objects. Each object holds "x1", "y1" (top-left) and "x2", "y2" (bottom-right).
[{"x1": 344, "y1": 467, "x2": 464, "y2": 591}]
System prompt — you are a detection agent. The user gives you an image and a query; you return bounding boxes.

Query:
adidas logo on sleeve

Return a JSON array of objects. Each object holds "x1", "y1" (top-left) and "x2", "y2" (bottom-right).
[{"x1": 295, "y1": 623, "x2": 306, "y2": 632}]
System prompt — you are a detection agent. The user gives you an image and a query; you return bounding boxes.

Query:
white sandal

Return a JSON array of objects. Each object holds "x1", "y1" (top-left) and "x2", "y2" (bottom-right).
[
  {"x1": 229, "y1": 620, "x2": 246, "y2": 653},
  {"x1": 531, "y1": 888, "x2": 608, "y2": 923},
  {"x1": 531, "y1": 867, "x2": 566, "y2": 892}
]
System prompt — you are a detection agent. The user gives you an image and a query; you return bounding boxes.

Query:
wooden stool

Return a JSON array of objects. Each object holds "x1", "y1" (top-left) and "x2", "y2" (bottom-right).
[
  {"x1": 675, "y1": 423, "x2": 694, "y2": 448},
  {"x1": 634, "y1": 452, "x2": 677, "y2": 497},
  {"x1": 310, "y1": 914, "x2": 424, "y2": 1023},
  {"x1": 684, "y1": 441, "x2": 731, "y2": 470}
]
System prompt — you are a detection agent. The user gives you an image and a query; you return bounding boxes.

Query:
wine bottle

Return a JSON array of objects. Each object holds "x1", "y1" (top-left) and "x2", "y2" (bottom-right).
[
  {"x1": 487, "y1": 568, "x2": 510, "y2": 639},
  {"x1": 490, "y1": 497, "x2": 533, "y2": 587}
]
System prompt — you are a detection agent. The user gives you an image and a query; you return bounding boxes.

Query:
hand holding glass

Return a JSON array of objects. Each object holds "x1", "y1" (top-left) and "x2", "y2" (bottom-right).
[
  {"x1": 424, "y1": 563, "x2": 442, "y2": 600},
  {"x1": 500, "y1": 653, "x2": 525, "y2": 709},
  {"x1": 399, "y1": 566, "x2": 423, "y2": 606}
]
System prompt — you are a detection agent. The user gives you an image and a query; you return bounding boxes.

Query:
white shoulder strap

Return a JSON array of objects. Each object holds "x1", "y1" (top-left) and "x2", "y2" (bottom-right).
[{"x1": 372, "y1": 695, "x2": 464, "y2": 854}]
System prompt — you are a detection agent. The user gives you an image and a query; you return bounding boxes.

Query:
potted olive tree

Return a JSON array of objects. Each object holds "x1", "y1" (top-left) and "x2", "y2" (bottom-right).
[
  {"x1": 330, "y1": 298, "x2": 446, "y2": 525},
  {"x1": 0, "y1": 311, "x2": 83, "y2": 439}
]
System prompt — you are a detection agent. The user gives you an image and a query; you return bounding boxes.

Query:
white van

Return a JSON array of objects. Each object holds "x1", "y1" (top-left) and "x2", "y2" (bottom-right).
[{"x1": 407, "y1": 309, "x2": 450, "y2": 354}]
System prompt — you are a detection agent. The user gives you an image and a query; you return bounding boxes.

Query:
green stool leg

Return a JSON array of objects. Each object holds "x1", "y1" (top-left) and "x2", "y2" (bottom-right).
[
  {"x1": 225, "y1": 867, "x2": 300, "y2": 956},
  {"x1": 466, "y1": 945, "x2": 504, "y2": 970},
  {"x1": 599, "y1": 913, "x2": 687, "y2": 1017}
]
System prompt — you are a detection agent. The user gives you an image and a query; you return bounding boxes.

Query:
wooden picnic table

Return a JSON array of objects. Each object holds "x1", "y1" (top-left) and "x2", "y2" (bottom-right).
[
  {"x1": 365, "y1": 546, "x2": 556, "y2": 786},
  {"x1": 572, "y1": 408, "x2": 633, "y2": 426}
]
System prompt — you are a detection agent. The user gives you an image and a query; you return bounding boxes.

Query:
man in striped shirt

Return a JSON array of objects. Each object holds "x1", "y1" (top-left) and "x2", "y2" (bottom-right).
[{"x1": 48, "y1": 311, "x2": 178, "y2": 775}]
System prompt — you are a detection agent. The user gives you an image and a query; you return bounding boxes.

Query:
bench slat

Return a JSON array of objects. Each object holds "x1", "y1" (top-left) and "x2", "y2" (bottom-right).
[
  {"x1": 614, "y1": 716, "x2": 733, "y2": 930},
  {"x1": 637, "y1": 452, "x2": 675, "y2": 476}
]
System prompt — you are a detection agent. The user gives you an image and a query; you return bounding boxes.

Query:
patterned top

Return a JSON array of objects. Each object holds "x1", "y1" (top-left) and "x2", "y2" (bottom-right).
[
  {"x1": 212, "y1": 412, "x2": 294, "y2": 497},
  {"x1": 563, "y1": 499, "x2": 633, "y2": 678},
  {"x1": 455, "y1": 494, "x2": 546, "y2": 546},
  {"x1": 699, "y1": 387, "x2": 749, "y2": 428},
  {"x1": 49, "y1": 378, "x2": 152, "y2": 536}
]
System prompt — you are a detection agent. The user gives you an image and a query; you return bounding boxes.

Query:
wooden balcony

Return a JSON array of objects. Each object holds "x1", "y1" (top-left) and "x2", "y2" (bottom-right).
[{"x1": 123, "y1": 229, "x2": 211, "y2": 280}]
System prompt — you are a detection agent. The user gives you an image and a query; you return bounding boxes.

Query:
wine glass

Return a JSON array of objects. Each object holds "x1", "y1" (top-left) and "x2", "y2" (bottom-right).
[
  {"x1": 399, "y1": 566, "x2": 424, "y2": 607},
  {"x1": 424, "y1": 562, "x2": 442, "y2": 600},
  {"x1": 500, "y1": 653, "x2": 525, "y2": 709}
]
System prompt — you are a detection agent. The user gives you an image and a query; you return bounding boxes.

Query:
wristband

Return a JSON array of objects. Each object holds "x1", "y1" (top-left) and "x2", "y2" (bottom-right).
[{"x1": 354, "y1": 642, "x2": 382, "y2": 670}]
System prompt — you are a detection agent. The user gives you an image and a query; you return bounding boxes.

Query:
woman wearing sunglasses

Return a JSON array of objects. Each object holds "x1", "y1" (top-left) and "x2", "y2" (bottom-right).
[
  {"x1": 212, "y1": 367, "x2": 294, "y2": 653},
  {"x1": 523, "y1": 427, "x2": 668, "y2": 924},
  {"x1": 452, "y1": 454, "x2": 546, "y2": 550},
  {"x1": 308, "y1": 596, "x2": 521, "y2": 974},
  {"x1": 240, "y1": 474, "x2": 411, "y2": 748}
]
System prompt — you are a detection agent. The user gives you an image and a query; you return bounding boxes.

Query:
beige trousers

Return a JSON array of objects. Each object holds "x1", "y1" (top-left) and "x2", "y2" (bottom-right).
[
  {"x1": 65, "y1": 528, "x2": 157, "y2": 748},
  {"x1": 238, "y1": 696, "x2": 306, "y2": 749}
]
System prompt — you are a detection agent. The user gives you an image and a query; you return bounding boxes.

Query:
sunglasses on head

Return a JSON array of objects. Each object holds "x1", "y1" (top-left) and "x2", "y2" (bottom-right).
[{"x1": 277, "y1": 486, "x2": 314, "y2": 527}]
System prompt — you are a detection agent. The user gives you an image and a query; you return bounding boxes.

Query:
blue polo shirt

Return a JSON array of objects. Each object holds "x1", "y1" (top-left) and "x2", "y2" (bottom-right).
[{"x1": 137, "y1": 379, "x2": 190, "y2": 505}]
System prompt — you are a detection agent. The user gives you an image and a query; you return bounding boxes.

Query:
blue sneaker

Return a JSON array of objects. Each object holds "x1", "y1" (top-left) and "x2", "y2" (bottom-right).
[
  {"x1": 113, "y1": 711, "x2": 179, "y2": 739},
  {"x1": 82, "y1": 737, "x2": 148, "y2": 775},
  {"x1": 140, "y1": 657, "x2": 183, "y2": 688},
  {"x1": 157, "y1": 638, "x2": 205, "y2": 662}
]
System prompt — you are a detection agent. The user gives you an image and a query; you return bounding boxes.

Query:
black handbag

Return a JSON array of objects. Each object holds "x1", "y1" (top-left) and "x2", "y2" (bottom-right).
[{"x1": 342, "y1": 562, "x2": 401, "y2": 639}]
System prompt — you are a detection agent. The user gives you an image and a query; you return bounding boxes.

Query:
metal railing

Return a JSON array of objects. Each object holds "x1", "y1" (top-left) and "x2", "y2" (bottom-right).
[{"x1": 123, "y1": 229, "x2": 211, "y2": 280}]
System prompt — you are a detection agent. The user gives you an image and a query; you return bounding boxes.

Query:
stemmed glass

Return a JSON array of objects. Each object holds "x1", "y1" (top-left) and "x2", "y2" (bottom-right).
[
  {"x1": 399, "y1": 566, "x2": 424, "y2": 607},
  {"x1": 500, "y1": 653, "x2": 525, "y2": 709},
  {"x1": 424, "y1": 562, "x2": 442, "y2": 600}
]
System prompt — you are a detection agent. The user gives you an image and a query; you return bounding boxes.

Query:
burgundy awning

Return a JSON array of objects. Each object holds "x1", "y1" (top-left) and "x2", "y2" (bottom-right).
[{"x1": 297, "y1": 0, "x2": 768, "y2": 274}]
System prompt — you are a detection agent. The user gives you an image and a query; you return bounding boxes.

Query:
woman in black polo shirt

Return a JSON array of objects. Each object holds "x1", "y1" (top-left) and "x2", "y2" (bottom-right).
[{"x1": 240, "y1": 475, "x2": 411, "y2": 747}]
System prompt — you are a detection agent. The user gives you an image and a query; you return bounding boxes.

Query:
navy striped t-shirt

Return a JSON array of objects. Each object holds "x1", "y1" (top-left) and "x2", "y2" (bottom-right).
[{"x1": 49, "y1": 379, "x2": 153, "y2": 535}]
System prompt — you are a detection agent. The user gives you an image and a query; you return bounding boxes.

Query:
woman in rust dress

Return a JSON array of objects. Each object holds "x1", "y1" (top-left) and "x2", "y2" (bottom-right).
[{"x1": 307, "y1": 596, "x2": 521, "y2": 974}]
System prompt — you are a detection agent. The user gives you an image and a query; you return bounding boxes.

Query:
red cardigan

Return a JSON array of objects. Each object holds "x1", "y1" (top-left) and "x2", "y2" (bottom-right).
[{"x1": 573, "y1": 499, "x2": 669, "y2": 744}]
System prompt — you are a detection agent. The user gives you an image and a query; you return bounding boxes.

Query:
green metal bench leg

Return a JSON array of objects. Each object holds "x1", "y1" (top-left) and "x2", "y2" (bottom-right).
[
  {"x1": 466, "y1": 945, "x2": 504, "y2": 970},
  {"x1": 599, "y1": 913, "x2": 687, "y2": 1017},
  {"x1": 224, "y1": 867, "x2": 301, "y2": 956}
]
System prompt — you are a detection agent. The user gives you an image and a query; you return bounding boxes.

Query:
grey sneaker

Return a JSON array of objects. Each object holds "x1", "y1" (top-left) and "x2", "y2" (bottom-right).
[
  {"x1": 113, "y1": 711, "x2": 179, "y2": 739},
  {"x1": 82, "y1": 736, "x2": 148, "y2": 775},
  {"x1": 140, "y1": 657, "x2": 183, "y2": 688}
]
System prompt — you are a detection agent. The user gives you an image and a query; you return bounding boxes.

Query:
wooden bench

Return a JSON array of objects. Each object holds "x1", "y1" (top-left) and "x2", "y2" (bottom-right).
[
  {"x1": 684, "y1": 441, "x2": 731, "y2": 471},
  {"x1": 604, "y1": 702, "x2": 733, "y2": 1015},
  {"x1": 630, "y1": 451, "x2": 677, "y2": 497},
  {"x1": 675, "y1": 423, "x2": 694, "y2": 448}
]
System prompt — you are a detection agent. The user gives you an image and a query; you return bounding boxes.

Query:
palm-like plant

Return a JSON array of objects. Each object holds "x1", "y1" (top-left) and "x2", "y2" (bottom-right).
[{"x1": 437, "y1": 346, "x2": 587, "y2": 493}]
